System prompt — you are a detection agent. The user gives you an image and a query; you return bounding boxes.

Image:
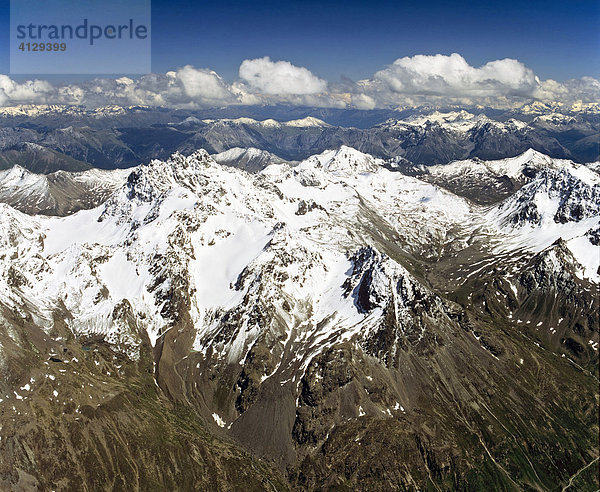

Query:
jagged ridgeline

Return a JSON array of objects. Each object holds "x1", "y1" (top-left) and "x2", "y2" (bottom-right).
[
  {"x1": 0, "y1": 146, "x2": 597, "y2": 490},
  {"x1": 0, "y1": 106, "x2": 599, "y2": 173}
]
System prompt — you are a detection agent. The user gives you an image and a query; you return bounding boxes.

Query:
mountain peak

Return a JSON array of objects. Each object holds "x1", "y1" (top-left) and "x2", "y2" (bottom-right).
[
  {"x1": 125, "y1": 149, "x2": 213, "y2": 199},
  {"x1": 314, "y1": 146, "x2": 382, "y2": 175},
  {"x1": 520, "y1": 147, "x2": 550, "y2": 162},
  {"x1": 284, "y1": 116, "x2": 330, "y2": 127},
  {"x1": 492, "y1": 165, "x2": 600, "y2": 234},
  {"x1": 212, "y1": 147, "x2": 289, "y2": 173}
]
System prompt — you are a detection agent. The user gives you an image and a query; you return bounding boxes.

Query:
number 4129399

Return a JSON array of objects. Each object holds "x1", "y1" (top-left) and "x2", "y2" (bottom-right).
[{"x1": 18, "y1": 42, "x2": 67, "y2": 52}]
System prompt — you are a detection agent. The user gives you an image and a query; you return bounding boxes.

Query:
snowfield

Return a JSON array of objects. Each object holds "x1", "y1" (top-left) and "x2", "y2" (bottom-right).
[{"x1": 0, "y1": 147, "x2": 597, "y2": 361}]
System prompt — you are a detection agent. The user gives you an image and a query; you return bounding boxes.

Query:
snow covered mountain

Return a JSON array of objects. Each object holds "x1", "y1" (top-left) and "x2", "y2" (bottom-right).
[
  {"x1": 201, "y1": 116, "x2": 331, "y2": 128},
  {"x1": 0, "y1": 165, "x2": 130, "y2": 215},
  {"x1": 1, "y1": 106, "x2": 598, "y2": 172},
  {"x1": 212, "y1": 147, "x2": 292, "y2": 172},
  {"x1": 420, "y1": 148, "x2": 600, "y2": 204},
  {"x1": 383, "y1": 110, "x2": 528, "y2": 134},
  {"x1": 0, "y1": 147, "x2": 597, "y2": 489}
]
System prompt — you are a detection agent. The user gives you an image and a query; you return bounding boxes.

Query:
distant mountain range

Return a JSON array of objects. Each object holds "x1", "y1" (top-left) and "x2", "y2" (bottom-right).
[{"x1": 0, "y1": 105, "x2": 598, "y2": 173}]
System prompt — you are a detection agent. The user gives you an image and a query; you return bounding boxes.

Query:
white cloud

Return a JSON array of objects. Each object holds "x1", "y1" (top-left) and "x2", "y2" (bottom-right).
[
  {"x1": 239, "y1": 57, "x2": 327, "y2": 95},
  {"x1": 38, "y1": 67, "x2": 240, "y2": 109},
  {"x1": 350, "y1": 93, "x2": 376, "y2": 110},
  {"x1": 0, "y1": 75, "x2": 54, "y2": 105},
  {"x1": 372, "y1": 53, "x2": 538, "y2": 97},
  {"x1": 533, "y1": 78, "x2": 570, "y2": 102},
  {"x1": 0, "y1": 54, "x2": 597, "y2": 110},
  {"x1": 176, "y1": 65, "x2": 235, "y2": 103},
  {"x1": 561, "y1": 76, "x2": 600, "y2": 103}
]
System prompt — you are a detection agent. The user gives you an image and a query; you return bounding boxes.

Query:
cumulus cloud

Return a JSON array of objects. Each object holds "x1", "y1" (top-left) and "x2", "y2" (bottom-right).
[
  {"x1": 0, "y1": 54, "x2": 597, "y2": 110},
  {"x1": 73, "y1": 67, "x2": 239, "y2": 108},
  {"x1": 0, "y1": 75, "x2": 54, "y2": 106},
  {"x1": 0, "y1": 66, "x2": 240, "y2": 109},
  {"x1": 239, "y1": 57, "x2": 327, "y2": 95},
  {"x1": 372, "y1": 53, "x2": 538, "y2": 97},
  {"x1": 555, "y1": 76, "x2": 600, "y2": 103},
  {"x1": 176, "y1": 65, "x2": 235, "y2": 102}
]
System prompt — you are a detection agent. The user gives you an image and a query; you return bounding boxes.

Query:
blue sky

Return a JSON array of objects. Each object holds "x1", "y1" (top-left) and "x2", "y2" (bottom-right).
[{"x1": 0, "y1": 0, "x2": 599, "y2": 83}]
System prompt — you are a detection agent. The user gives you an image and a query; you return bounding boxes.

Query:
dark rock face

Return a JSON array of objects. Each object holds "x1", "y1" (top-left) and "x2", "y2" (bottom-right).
[
  {"x1": 586, "y1": 225, "x2": 600, "y2": 245},
  {"x1": 497, "y1": 167, "x2": 600, "y2": 227},
  {"x1": 295, "y1": 199, "x2": 323, "y2": 216}
]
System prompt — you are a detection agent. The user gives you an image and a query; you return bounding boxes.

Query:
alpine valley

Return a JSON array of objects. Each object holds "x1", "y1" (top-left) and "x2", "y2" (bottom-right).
[{"x1": 0, "y1": 107, "x2": 598, "y2": 491}]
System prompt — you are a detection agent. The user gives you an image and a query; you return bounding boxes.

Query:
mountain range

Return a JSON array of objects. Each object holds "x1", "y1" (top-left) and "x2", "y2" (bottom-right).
[
  {"x1": 0, "y1": 145, "x2": 597, "y2": 490},
  {"x1": 0, "y1": 105, "x2": 598, "y2": 174}
]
